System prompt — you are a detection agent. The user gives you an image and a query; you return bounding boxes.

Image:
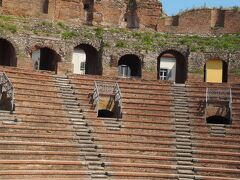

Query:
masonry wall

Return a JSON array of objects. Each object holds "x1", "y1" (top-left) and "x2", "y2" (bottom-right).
[
  {"x1": 1, "y1": 1, "x2": 239, "y2": 34},
  {"x1": 157, "y1": 9, "x2": 240, "y2": 35},
  {"x1": 2, "y1": 32, "x2": 238, "y2": 83},
  {"x1": 220, "y1": 10, "x2": 240, "y2": 34},
  {"x1": 2, "y1": 0, "x2": 48, "y2": 18}
]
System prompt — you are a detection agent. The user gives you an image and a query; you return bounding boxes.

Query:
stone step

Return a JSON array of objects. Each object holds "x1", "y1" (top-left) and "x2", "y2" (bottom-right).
[
  {"x1": 59, "y1": 86, "x2": 72, "y2": 89},
  {"x1": 91, "y1": 174, "x2": 107, "y2": 179},
  {"x1": 177, "y1": 161, "x2": 193, "y2": 166},
  {"x1": 71, "y1": 119, "x2": 85, "y2": 123},
  {"x1": 66, "y1": 105, "x2": 80, "y2": 109},
  {"x1": 174, "y1": 104, "x2": 188, "y2": 107},
  {"x1": 54, "y1": 79, "x2": 69, "y2": 82},
  {"x1": 176, "y1": 139, "x2": 191, "y2": 143},
  {"x1": 85, "y1": 156, "x2": 102, "y2": 161},
  {"x1": 104, "y1": 120, "x2": 121, "y2": 125},
  {"x1": 77, "y1": 140, "x2": 94, "y2": 145},
  {"x1": 210, "y1": 133, "x2": 226, "y2": 137},
  {"x1": 76, "y1": 132, "x2": 91, "y2": 137},
  {"x1": 88, "y1": 165, "x2": 104, "y2": 171},
  {"x1": 60, "y1": 88, "x2": 75, "y2": 94},
  {"x1": 176, "y1": 145, "x2": 192, "y2": 150},
  {"x1": 106, "y1": 127, "x2": 121, "y2": 131},
  {"x1": 175, "y1": 110, "x2": 189, "y2": 114},
  {"x1": 175, "y1": 141, "x2": 191, "y2": 146},
  {"x1": 67, "y1": 114, "x2": 83, "y2": 119},
  {"x1": 177, "y1": 153, "x2": 193, "y2": 158},
  {"x1": 210, "y1": 130, "x2": 226, "y2": 134},
  {"x1": 178, "y1": 169, "x2": 194, "y2": 175},
  {"x1": 66, "y1": 108, "x2": 80, "y2": 112},
  {"x1": 211, "y1": 126, "x2": 226, "y2": 130},
  {"x1": 63, "y1": 99, "x2": 79, "y2": 103}
]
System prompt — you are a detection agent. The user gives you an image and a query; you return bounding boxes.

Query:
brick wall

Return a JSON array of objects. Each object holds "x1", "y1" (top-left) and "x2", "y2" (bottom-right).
[
  {"x1": 158, "y1": 8, "x2": 240, "y2": 34},
  {"x1": 2, "y1": 0, "x2": 48, "y2": 17}
]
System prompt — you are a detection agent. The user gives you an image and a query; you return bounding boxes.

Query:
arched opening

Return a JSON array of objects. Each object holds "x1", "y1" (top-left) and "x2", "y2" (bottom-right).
[
  {"x1": 124, "y1": 0, "x2": 139, "y2": 28},
  {"x1": 72, "y1": 44, "x2": 101, "y2": 75},
  {"x1": 43, "y1": 0, "x2": 49, "y2": 14},
  {"x1": 31, "y1": 48, "x2": 60, "y2": 73},
  {"x1": 204, "y1": 59, "x2": 228, "y2": 83},
  {"x1": 83, "y1": 0, "x2": 94, "y2": 25},
  {"x1": 118, "y1": 54, "x2": 141, "y2": 78},
  {"x1": 98, "y1": 109, "x2": 115, "y2": 118},
  {"x1": 0, "y1": 39, "x2": 17, "y2": 67},
  {"x1": 157, "y1": 50, "x2": 187, "y2": 84},
  {"x1": 207, "y1": 115, "x2": 230, "y2": 124}
]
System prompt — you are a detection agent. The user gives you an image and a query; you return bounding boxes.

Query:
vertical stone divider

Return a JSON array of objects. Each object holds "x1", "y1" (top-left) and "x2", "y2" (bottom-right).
[
  {"x1": 54, "y1": 75, "x2": 108, "y2": 179},
  {"x1": 172, "y1": 84, "x2": 195, "y2": 180}
]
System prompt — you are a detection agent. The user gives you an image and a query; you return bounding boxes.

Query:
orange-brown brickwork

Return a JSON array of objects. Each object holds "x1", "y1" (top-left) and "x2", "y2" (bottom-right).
[{"x1": 1, "y1": 0, "x2": 239, "y2": 34}]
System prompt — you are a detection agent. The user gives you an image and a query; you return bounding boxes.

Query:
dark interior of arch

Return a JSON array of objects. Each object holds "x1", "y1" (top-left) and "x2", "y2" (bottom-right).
[
  {"x1": 158, "y1": 50, "x2": 187, "y2": 84},
  {"x1": 0, "y1": 39, "x2": 17, "y2": 67},
  {"x1": 222, "y1": 61, "x2": 228, "y2": 83},
  {"x1": 75, "y1": 44, "x2": 101, "y2": 75},
  {"x1": 118, "y1": 54, "x2": 141, "y2": 77},
  {"x1": 207, "y1": 115, "x2": 231, "y2": 124},
  {"x1": 98, "y1": 109, "x2": 116, "y2": 118},
  {"x1": 39, "y1": 48, "x2": 60, "y2": 73}
]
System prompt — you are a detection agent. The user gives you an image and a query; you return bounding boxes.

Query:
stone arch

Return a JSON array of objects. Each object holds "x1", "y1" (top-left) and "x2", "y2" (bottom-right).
[
  {"x1": 0, "y1": 38, "x2": 17, "y2": 67},
  {"x1": 157, "y1": 50, "x2": 187, "y2": 83},
  {"x1": 204, "y1": 58, "x2": 228, "y2": 83},
  {"x1": 118, "y1": 54, "x2": 142, "y2": 78},
  {"x1": 72, "y1": 43, "x2": 101, "y2": 75},
  {"x1": 31, "y1": 46, "x2": 61, "y2": 73}
]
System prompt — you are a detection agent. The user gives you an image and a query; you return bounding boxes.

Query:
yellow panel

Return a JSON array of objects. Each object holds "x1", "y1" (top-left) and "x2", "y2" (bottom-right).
[{"x1": 206, "y1": 60, "x2": 223, "y2": 83}]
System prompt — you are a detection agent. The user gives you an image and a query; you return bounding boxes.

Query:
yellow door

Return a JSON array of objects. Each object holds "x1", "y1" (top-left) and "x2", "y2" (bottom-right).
[{"x1": 206, "y1": 60, "x2": 223, "y2": 83}]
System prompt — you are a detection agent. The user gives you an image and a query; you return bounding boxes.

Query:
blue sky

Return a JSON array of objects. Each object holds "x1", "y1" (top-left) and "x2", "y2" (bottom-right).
[{"x1": 161, "y1": 0, "x2": 240, "y2": 15}]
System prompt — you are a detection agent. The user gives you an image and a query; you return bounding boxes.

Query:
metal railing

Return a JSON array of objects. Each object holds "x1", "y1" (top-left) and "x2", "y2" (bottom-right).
[
  {"x1": 0, "y1": 72, "x2": 14, "y2": 111},
  {"x1": 205, "y1": 87, "x2": 232, "y2": 121},
  {"x1": 92, "y1": 81, "x2": 122, "y2": 117}
]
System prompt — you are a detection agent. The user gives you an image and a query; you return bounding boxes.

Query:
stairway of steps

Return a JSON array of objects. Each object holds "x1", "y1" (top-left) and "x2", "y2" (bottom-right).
[
  {"x1": 100, "y1": 117, "x2": 122, "y2": 131},
  {"x1": 0, "y1": 111, "x2": 19, "y2": 125},
  {"x1": 54, "y1": 75, "x2": 108, "y2": 179},
  {"x1": 173, "y1": 84, "x2": 194, "y2": 180},
  {"x1": 209, "y1": 124, "x2": 227, "y2": 137}
]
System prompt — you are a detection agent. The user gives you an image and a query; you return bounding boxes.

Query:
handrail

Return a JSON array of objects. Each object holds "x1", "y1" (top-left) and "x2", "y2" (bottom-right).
[
  {"x1": 93, "y1": 81, "x2": 100, "y2": 113},
  {"x1": 92, "y1": 81, "x2": 122, "y2": 118},
  {"x1": 205, "y1": 86, "x2": 232, "y2": 121},
  {"x1": 114, "y1": 82, "x2": 122, "y2": 108},
  {"x1": 229, "y1": 88, "x2": 233, "y2": 123},
  {"x1": 0, "y1": 72, "x2": 14, "y2": 111}
]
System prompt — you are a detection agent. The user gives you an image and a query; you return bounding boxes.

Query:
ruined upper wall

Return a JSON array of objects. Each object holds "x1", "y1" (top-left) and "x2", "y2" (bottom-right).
[
  {"x1": 157, "y1": 8, "x2": 240, "y2": 35},
  {"x1": 0, "y1": 0, "x2": 163, "y2": 29},
  {"x1": 0, "y1": 1, "x2": 239, "y2": 34}
]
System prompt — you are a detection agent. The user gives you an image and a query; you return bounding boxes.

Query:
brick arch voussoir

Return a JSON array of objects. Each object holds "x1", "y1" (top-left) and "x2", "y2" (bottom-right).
[{"x1": 27, "y1": 43, "x2": 63, "y2": 61}]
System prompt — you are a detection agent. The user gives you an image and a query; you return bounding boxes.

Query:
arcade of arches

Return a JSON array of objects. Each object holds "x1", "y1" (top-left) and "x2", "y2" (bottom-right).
[{"x1": 0, "y1": 38, "x2": 231, "y2": 84}]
